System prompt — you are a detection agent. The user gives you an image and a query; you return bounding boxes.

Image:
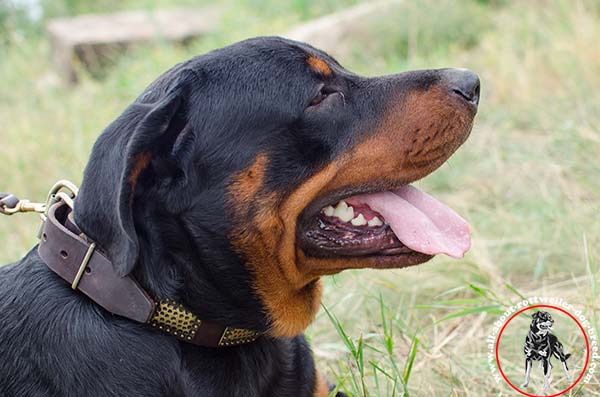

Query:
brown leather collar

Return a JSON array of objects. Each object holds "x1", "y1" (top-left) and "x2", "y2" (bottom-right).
[{"x1": 37, "y1": 199, "x2": 261, "y2": 347}]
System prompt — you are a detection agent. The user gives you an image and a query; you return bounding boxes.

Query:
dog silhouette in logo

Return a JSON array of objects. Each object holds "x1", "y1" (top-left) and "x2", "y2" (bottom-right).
[{"x1": 521, "y1": 311, "x2": 571, "y2": 391}]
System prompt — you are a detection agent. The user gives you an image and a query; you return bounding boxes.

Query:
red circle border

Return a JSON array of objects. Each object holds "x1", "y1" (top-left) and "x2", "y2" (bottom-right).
[{"x1": 494, "y1": 304, "x2": 590, "y2": 397}]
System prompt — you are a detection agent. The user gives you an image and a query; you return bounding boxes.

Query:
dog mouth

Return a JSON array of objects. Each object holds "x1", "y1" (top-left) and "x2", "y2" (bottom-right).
[{"x1": 299, "y1": 183, "x2": 471, "y2": 261}]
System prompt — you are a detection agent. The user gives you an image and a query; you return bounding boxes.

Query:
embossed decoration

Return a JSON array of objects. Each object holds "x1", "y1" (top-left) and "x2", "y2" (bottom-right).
[
  {"x1": 218, "y1": 327, "x2": 261, "y2": 347},
  {"x1": 150, "y1": 299, "x2": 201, "y2": 341}
]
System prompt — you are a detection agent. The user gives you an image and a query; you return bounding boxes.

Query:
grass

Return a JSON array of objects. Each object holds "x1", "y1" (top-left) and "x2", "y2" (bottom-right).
[{"x1": 1, "y1": 0, "x2": 600, "y2": 395}]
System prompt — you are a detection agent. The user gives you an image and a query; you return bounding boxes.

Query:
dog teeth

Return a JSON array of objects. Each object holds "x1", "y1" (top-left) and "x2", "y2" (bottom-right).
[
  {"x1": 322, "y1": 205, "x2": 335, "y2": 217},
  {"x1": 367, "y1": 216, "x2": 383, "y2": 227},
  {"x1": 333, "y1": 200, "x2": 354, "y2": 222},
  {"x1": 351, "y1": 213, "x2": 367, "y2": 226},
  {"x1": 321, "y1": 201, "x2": 385, "y2": 227}
]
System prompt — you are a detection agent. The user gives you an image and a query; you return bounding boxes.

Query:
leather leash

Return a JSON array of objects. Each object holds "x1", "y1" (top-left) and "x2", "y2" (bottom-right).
[{"x1": 1, "y1": 181, "x2": 261, "y2": 348}]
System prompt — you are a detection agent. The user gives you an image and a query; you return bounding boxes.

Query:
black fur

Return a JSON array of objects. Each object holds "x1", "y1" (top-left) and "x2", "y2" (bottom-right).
[{"x1": 0, "y1": 36, "x2": 462, "y2": 396}]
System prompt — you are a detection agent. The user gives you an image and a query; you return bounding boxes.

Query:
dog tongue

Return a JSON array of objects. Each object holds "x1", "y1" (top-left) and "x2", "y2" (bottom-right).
[{"x1": 349, "y1": 185, "x2": 471, "y2": 258}]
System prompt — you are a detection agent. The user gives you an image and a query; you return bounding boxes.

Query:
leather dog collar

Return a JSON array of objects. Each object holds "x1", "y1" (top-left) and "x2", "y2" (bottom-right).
[{"x1": 37, "y1": 199, "x2": 261, "y2": 347}]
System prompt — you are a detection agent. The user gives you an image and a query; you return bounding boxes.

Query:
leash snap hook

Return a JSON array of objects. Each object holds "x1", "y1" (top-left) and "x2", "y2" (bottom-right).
[
  {"x1": 0, "y1": 193, "x2": 46, "y2": 215},
  {"x1": 0, "y1": 179, "x2": 78, "y2": 217}
]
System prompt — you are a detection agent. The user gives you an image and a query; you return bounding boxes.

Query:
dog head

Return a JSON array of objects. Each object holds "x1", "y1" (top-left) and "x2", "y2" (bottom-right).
[
  {"x1": 531, "y1": 311, "x2": 554, "y2": 334},
  {"x1": 74, "y1": 37, "x2": 479, "y2": 336}
]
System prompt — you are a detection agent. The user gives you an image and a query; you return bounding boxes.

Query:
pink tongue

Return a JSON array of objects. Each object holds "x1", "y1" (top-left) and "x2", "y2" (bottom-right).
[{"x1": 349, "y1": 185, "x2": 471, "y2": 258}]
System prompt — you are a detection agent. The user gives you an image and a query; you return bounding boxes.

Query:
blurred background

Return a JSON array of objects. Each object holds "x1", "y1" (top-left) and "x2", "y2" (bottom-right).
[{"x1": 1, "y1": 0, "x2": 599, "y2": 395}]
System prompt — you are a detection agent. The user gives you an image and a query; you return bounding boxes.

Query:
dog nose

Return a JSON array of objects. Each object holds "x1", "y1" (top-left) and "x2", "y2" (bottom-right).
[{"x1": 442, "y1": 68, "x2": 480, "y2": 106}]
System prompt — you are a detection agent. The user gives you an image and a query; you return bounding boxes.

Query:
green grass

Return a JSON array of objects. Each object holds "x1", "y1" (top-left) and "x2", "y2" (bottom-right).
[{"x1": 2, "y1": 0, "x2": 600, "y2": 395}]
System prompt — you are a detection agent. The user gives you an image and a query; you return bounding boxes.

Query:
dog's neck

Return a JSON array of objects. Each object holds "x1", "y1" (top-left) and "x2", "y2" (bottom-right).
[{"x1": 130, "y1": 202, "x2": 269, "y2": 332}]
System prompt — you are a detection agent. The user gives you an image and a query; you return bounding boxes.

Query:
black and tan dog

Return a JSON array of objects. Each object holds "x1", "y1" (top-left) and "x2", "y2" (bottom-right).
[
  {"x1": 521, "y1": 311, "x2": 572, "y2": 391},
  {"x1": 0, "y1": 37, "x2": 479, "y2": 396}
]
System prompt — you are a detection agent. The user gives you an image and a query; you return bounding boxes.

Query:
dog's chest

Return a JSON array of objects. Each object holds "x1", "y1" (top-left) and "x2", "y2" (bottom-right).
[
  {"x1": 177, "y1": 339, "x2": 316, "y2": 397},
  {"x1": 526, "y1": 331, "x2": 552, "y2": 359}
]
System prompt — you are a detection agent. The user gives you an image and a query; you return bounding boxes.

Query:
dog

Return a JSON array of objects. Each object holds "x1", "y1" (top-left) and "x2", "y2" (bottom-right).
[
  {"x1": 521, "y1": 311, "x2": 572, "y2": 391},
  {"x1": 0, "y1": 36, "x2": 479, "y2": 396}
]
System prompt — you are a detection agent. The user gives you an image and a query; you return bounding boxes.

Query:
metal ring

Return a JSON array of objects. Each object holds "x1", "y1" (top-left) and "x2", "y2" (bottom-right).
[
  {"x1": 44, "y1": 180, "x2": 79, "y2": 217},
  {"x1": 54, "y1": 192, "x2": 75, "y2": 210}
]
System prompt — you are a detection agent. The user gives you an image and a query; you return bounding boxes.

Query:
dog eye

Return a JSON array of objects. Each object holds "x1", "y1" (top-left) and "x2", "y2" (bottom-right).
[
  {"x1": 308, "y1": 89, "x2": 329, "y2": 107},
  {"x1": 307, "y1": 87, "x2": 339, "y2": 108}
]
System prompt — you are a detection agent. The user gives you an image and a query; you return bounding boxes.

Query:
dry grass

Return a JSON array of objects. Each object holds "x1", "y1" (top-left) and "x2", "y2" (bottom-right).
[{"x1": 1, "y1": 0, "x2": 600, "y2": 395}]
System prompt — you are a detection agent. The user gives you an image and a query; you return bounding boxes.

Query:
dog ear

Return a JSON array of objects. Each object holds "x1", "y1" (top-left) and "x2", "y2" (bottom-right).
[
  {"x1": 531, "y1": 311, "x2": 541, "y2": 320},
  {"x1": 75, "y1": 69, "x2": 198, "y2": 276}
]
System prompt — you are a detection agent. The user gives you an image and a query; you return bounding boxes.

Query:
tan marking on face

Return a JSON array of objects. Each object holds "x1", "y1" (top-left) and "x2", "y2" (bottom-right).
[
  {"x1": 313, "y1": 369, "x2": 330, "y2": 397},
  {"x1": 228, "y1": 154, "x2": 268, "y2": 207},
  {"x1": 229, "y1": 154, "x2": 329, "y2": 337},
  {"x1": 307, "y1": 55, "x2": 332, "y2": 76},
  {"x1": 229, "y1": 86, "x2": 474, "y2": 337},
  {"x1": 128, "y1": 152, "x2": 152, "y2": 202}
]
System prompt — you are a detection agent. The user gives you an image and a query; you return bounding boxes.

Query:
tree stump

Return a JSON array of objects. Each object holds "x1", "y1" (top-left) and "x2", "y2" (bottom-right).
[{"x1": 46, "y1": 6, "x2": 222, "y2": 83}]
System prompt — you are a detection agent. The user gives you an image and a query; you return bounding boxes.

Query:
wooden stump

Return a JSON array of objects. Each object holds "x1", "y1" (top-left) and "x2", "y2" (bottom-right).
[{"x1": 46, "y1": 6, "x2": 222, "y2": 83}]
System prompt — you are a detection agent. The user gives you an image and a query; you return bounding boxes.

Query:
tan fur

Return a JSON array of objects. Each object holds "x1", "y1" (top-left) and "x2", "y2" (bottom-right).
[
  {"x1": 307, "y1": 56, "x2": 333, "y2": 76},
  {"x1": 127, "y1": 152, "x2": 152, "y2": 202},
  {"x1": 313, "y1": 369, "x2": 330, "y2": 397}
]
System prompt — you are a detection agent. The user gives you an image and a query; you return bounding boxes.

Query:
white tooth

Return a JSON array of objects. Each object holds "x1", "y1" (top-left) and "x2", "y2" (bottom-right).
[
  {"x1": 339, "y1": 207, "x2": 355, "y2": 222},
  {"x1": 334, "y1": 201, "x2": 354, "y2": 222},
  {"x1": 342, "y1": 209, "x2": 354, "y2": 222},
  {"x1": 351, "y1": 213, "x2": 367, "y2": 226},
  {"x1": 323, "y1": 205, "x2": 335, "y2": 217},
  {"x1": 333, "y1": 203, "x2": 345, "y2": 218},
  {"x1": 368, "y1": 216, "x2": 383, "y2": 227},
  {"x1": 335, "y1": 200, "x2": 348, "y2": 210}
]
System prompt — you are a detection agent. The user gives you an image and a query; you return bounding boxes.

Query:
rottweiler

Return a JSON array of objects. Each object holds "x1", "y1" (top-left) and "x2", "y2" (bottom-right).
[
  {"x1": 0, "y1": 36, "x2": 479, "y2": 396},
  {"x1": 521, "y1": 311, "x2": 572, "y2": 391}
]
